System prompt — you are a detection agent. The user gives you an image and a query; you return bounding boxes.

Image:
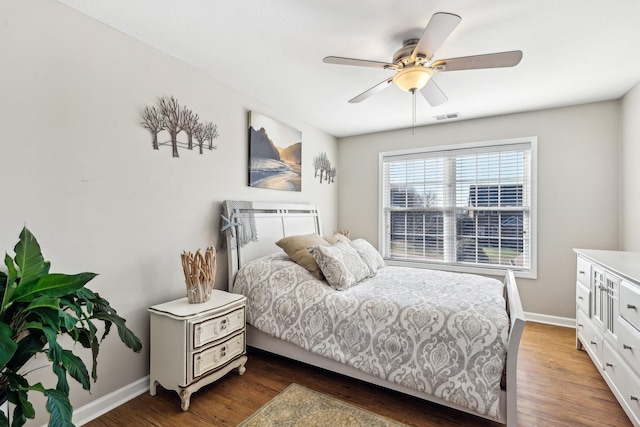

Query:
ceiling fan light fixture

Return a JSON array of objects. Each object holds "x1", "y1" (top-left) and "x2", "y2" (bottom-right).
[{"x1": 393, "y1": 65, "x2": 433, "y2": 92}]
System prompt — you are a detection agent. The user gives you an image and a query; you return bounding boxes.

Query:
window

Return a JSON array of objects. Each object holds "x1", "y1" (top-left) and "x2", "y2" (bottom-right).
[{"x1": 379, "y1": 137, "x2": 537, "y2": 278}]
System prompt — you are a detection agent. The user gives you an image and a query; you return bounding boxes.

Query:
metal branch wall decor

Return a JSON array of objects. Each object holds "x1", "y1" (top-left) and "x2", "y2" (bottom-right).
[
  {"x1": 141, "y1": 96, "x2": 219, "y2": 158},
  {"x1": 313, "y1": 152, "x2": 336, "y2": 183}
]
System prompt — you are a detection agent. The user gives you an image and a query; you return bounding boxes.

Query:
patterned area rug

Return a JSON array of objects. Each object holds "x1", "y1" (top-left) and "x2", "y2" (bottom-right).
[{"x1": 238, "y1": 384, "x2": 408, "y2": 427}]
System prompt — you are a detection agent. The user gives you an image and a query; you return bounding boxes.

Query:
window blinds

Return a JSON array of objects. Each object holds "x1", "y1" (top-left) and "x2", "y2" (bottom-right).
[{"x1": 381, "y1": 140, "x2": 533, "y2": 273}]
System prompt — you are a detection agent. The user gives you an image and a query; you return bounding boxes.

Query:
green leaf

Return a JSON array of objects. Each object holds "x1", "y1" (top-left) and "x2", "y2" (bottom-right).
[
  {"x1": 60, "y1": 311, "x2": 79, "y2": 332},
  {"x1": 14, "y1": 227, "x2": 46, "y2": 286},
  {"x1": 60, "y1": 350, "x2": 90, "y2": 390},
  {"x1": 30, "y1": 307, "x2": 61, "y2": 332},
  {"x1": 0, "y1": 322, "x2": 18, "y2": 370},
  {"x1": 52, "y1": 363, "x2": 70, "y2": 395},
  {"x1": 25, "y1": 295, "x2": 61, "y2": 311},
  {"x1": 12, "y1": 273, "x2": 97, "y2": 303},
  {"x1": 44, "y1": 389, "x2": 75, "y2": 427},
  {"x1": 42, "y1": 326, "x2": 62, "y2": 365},
  {"x1": 1, "y1": 253, "x2": 19, "y2": 315},
  {"x1": 92, "y1": 312, "x2": 142, "y2": 353},
  {"x1": 17, "y1": 390, "x2": 35, "y2": 419}
]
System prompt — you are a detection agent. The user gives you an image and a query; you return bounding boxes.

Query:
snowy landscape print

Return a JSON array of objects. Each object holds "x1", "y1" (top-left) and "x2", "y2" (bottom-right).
[{"x1": 248, "y1": 112, "x2": 302, "y2": 191}]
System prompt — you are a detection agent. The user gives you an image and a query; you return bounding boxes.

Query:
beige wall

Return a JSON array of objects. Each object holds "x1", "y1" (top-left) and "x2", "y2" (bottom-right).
[
  {"x1": 0, "y1": 1, "x2": 337, "y2": 424},
  {"x1": 620, "y1": 82, "x2": 640, "y2": 251},
  {"x1": 338, "y1": 102, "x2": 620, "y2": 320}
]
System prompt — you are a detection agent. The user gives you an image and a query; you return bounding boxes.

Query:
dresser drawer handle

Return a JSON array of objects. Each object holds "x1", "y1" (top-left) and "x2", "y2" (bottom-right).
[
  {"x1": 628, "y1": 304, "x2": 637, "y2": 310},
  {"x1": 579, "y1": 270, "x2": 585, "y2": 274},
  {"x1": 623, "y1": 344, "x2": 633, "y2": 351},
  {"x1": 578, "y1": 323, "x2": 584, "y2": 328},
  {"x1": 605, "y1": 362, "x2": 613, "y2": 367},
  {"x1": 631, "y1": 395, "x2": 639, "y2": 402},
  {"x1": 578, "y1": 296, "x2": 584, "y2": 300},
  {"x1": 590, "y1": 341, "x2": 597, "y2": 346}
]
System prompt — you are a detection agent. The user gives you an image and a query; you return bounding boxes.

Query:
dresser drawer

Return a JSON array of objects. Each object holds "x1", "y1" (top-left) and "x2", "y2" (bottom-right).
[
  {"x1": 603, "y1": 340, "x2": 640, "y2": 426},
  {"x1": 192, "y1": 332, "x2": 245, "y2": 378},
  {"x1": 576, "y1": 281, "x2": 590, "y2": 316},
  {"x1": 617, "y1": 317, "x2": 640, "y2": 378},
  {"x1": 577, "y1": 310, "x2": 603, "y2": 365},
  {"x1": 576, "y1": 257, "x2": 591, "y2": 288},
  {"x1": 191, "y1": 307, "x2": 245, "y2": 349},
  {"x1": 621, "y1": 280, "x2": 640, "y2": 331}
]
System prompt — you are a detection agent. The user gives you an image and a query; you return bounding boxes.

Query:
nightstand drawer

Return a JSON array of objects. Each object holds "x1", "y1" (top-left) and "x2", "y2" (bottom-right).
[
  {"x1": 193, "y1": 332, "x2": 245, "y2": 378},
  {"x1": 192, "y1": 307, "x2": 245, "y2": 349}
]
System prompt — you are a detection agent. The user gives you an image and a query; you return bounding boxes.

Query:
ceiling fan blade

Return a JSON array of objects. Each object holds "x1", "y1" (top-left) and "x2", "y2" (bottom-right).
[
  {"x1": 323, "y1": 56, "x2": 395, "y2": 69},
  {"x1": 432, "y1": 50, "x2": 523, "y2": 71},
  {"x1": 420, "y1": 78, "x2": 448, "y2": 107},
  {"x1": 411, "y1": 12, "x2": 461, "y2": 62},
  {"x1": 348, "y1": 78, "x2": 394, "y2": 103}
]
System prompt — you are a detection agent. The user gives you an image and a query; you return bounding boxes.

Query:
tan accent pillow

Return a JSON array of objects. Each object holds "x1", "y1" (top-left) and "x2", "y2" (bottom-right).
[
  {"x1": 323, "y1": 232, "x2": 351, "y2": 245},
  {"x1": 276, "y1": 233, "x2": 330, "y2": 280}
]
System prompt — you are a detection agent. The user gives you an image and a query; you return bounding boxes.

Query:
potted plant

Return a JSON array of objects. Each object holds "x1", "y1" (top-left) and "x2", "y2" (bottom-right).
[{"x1": 0, "y1": 227, "x2": 142, "y2": 427}]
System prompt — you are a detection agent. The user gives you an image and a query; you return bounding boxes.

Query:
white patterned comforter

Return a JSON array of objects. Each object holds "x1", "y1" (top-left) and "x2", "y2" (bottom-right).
[{"x1": 232, "y1": 253, "x2": 509, "y2": 419}]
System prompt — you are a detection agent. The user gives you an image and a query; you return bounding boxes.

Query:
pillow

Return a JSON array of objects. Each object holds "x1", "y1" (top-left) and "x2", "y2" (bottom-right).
[
  {"x1": 323, "y1": 232, "x2": 351, "y2": 245},
  {"x1": 309, "y1": 240, "x2": 370, "y2": 290},
  {"x1": 276, "y1": 233, "x2": 330, "y2": 280},
  {"x1": 349, "y1": 238, "x2": 386, "y2": 275}
]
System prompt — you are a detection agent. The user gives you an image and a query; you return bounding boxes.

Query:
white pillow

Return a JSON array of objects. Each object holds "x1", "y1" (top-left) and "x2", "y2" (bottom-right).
[
  {"x1": 349, "y1": 238, "x2": 386, "y2": 275},
  {"x1": 309, "y1": 240, "x2": 370, "y2": 290}
]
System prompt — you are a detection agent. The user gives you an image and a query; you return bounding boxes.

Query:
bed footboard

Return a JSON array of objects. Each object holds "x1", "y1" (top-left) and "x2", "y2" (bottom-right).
[{"x1": 504, "y1": 270, "x2": 526, "y2": 427}]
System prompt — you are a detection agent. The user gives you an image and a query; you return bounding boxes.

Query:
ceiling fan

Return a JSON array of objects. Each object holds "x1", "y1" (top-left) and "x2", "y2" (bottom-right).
[{"x1": 323, "y1": 12, "x2": 523, "y2": 106}]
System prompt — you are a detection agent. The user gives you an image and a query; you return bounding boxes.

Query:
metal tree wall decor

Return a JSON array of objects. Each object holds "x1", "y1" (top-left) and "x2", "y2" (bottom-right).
[
  {"x1": 141, "y1": 96, "x2": 219, "y2": 158},
  {"x1": 313, "y1": 152, "x2": 336, "y2": 183}
]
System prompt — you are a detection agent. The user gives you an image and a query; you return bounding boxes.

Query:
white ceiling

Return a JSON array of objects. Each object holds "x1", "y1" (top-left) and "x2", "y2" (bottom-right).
[{"x1": 57, "y1": 0, "x2": 640, "y2": 138}]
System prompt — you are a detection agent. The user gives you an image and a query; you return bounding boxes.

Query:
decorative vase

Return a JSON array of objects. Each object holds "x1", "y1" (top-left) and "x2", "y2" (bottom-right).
[{"x1": 181, "y1": 246, "x2": 216, "y2": 303}]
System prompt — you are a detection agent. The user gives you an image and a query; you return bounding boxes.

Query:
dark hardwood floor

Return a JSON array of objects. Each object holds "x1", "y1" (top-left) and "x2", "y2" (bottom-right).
[{"x1": 86, "y1": 322, "x2": 632, "y2": 426}]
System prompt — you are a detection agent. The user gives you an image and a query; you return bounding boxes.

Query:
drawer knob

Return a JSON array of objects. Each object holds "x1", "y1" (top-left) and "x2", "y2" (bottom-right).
[
  {"x1": 579, "y1": 270, "x2": 585, "y2": 274},
  {"x1": 605, "y1": 362, "x2": 613, "y2": 367},
  {"x1": 578, "y1": 323, "x2": 584, "y2": 328},
  {"x1": 578, "y1": 296, "x2": 584, "y2": 300},
  {"x1": 631, "y1": 395, "x2": 639, "y2": 402},
  {"x1": 627, "y1": 304, "x2": 637, "y2": 310},
  {"x1": 623, "y1": 344, "x2": 633, "y2": 351},
  {"x1": 590, "y1": 341, "x2": 597, "y2": 346}
]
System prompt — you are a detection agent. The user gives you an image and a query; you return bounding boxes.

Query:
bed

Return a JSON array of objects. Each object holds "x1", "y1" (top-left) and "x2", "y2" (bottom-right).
[{"x1": 222, "y1": 201, "x2": 525, "y2": 426}]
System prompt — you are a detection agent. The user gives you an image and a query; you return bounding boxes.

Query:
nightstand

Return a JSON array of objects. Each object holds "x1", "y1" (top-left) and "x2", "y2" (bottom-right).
[{"x1": 148, "y1": 290, "x2": 247, "y2": 411}]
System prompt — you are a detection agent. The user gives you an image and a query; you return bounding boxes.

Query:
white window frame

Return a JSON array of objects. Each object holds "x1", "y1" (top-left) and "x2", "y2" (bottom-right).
[{"x1": 378, "y1": 136, "x2": 537, "y2": 279}]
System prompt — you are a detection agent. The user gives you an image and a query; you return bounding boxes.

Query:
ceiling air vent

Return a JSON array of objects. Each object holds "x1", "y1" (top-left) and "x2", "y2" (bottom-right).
[{"x1": 434, "y1": 113, "x2": 460, "y2": 121}]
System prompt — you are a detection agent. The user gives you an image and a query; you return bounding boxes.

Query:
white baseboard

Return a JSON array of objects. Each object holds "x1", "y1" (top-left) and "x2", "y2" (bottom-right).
[
  {"x1": 73, "y1": 375, "x2": 149, "y2": 426},
  {"x1": 525, "y1": 311, "x2": 575, "y2": 328}
]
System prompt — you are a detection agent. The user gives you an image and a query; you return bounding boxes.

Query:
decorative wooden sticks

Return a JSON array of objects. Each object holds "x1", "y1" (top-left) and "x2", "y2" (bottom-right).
[{"x1": 181, "y1": 247, "x2": 217, "y2": 303}]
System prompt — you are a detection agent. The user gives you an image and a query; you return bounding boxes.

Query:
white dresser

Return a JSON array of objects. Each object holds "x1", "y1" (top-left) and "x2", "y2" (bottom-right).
[
  {"x1": 148, "y1": 290, "x2": 247, "y2": 410},
  {"x1": 575, "y1": 249, "x2": 640, "y2": 427}
]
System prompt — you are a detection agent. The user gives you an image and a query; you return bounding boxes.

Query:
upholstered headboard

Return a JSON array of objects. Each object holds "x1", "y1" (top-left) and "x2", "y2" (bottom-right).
[{"x1": 222, "y1": 201, "x2": 321, "y2": 290}]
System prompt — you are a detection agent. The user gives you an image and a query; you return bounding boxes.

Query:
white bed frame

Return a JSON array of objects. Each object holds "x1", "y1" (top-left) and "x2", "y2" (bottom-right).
[{"x1": 223, "y1": 201, "x2": 526, "y2": 426}]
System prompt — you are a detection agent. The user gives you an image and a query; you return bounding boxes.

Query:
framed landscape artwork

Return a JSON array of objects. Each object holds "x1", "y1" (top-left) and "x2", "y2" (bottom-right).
[{"x1": 248, "y1": 111, "x2": 302, "y2": 191}]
